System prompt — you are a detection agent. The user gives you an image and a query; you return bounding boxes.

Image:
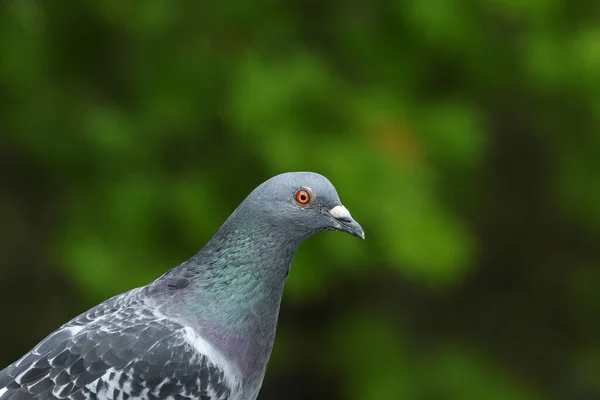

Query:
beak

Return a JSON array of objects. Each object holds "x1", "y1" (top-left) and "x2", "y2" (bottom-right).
[{"x1": 328, "y1": 205, "x2": 365, "y2": 239}]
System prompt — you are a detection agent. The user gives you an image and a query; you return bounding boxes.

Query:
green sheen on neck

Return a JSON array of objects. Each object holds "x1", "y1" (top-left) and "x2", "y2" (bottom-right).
[{"x1": 183, "y1": 218, "x2": 302, "y2": 335}]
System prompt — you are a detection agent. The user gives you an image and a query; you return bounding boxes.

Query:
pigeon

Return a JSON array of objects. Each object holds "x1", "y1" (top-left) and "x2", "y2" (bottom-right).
[{"x1": 0, "y1": 172, "x2": 364, "y2": 400}]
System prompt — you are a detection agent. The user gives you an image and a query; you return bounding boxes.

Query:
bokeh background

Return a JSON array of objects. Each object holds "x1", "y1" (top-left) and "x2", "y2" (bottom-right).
[{"x1": 1, "y1": 1, "x2": 600, "y2": 399}]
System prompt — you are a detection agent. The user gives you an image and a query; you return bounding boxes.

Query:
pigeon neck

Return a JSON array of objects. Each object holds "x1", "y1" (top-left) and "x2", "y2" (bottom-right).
[
  {"x1": 192, "y1": 214, "x2": 301, "y2": 321},
  {"x1": 179, "y1": 212, "x2": 304, "y2": 375}
]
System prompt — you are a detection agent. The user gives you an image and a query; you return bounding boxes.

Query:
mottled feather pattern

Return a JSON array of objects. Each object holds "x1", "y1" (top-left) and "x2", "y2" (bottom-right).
[{"x1": 0, "y1": 289, "x2": 236, "y2": 400}]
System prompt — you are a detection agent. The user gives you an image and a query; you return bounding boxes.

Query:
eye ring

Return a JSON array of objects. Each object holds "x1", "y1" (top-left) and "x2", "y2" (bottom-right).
[{"x1": 295, "y1": 189, "x2": 311, "y2": 205}]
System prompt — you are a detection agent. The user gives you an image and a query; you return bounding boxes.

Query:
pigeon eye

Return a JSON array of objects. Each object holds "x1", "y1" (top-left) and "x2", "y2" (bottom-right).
[{"x1": 295, "y1": 189, "x2": 311, "y2": 205}]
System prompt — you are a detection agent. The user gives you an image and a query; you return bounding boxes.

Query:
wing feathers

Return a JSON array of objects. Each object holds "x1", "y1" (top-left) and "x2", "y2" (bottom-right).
[{"x1": 0, "y1": 291, "x2": 236, "y2": 400}]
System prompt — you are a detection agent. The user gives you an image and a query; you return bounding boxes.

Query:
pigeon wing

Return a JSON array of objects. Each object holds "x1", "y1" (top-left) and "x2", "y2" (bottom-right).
[{"x1": 0, "y1": 293, "x2": 234, "y2": 400}]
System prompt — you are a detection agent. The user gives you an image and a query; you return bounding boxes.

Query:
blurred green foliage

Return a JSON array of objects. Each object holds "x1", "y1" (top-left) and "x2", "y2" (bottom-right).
[{"x1": 1, "y1": 1, "x2": 599, "y2": 399}]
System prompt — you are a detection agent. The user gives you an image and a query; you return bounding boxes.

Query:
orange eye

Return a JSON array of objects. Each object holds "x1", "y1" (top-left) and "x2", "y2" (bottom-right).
[{"x1": 295, "y1": 189, "x2": 311, "y2": 205}]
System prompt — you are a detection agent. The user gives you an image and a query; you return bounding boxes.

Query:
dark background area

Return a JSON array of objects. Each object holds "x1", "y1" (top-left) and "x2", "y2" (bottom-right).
[{"x1": 1, "y1": 1, "x2": 600, "y2": 399}]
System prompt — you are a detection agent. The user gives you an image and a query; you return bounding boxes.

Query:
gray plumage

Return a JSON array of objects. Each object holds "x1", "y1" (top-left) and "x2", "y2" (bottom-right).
[{"x1": 0, "y1": 172, "x2": 364, "y2": 400}]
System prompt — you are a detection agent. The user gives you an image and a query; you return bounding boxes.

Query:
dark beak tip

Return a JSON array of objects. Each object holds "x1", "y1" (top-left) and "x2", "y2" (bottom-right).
[
  {"x1": 342, "y1": 220, "x2": 365, "y2": 240},
  {"x1": 355, "y1": 226, "x2": 366, "y2": 240}
]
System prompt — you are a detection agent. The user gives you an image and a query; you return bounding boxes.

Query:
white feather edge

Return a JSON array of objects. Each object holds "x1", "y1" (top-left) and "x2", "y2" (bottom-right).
[{"x1": 151, "y1": 307, "x2": 243, "y2": 397}]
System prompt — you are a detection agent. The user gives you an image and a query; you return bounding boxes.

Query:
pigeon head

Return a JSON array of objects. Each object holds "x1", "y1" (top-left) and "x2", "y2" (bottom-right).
[{"x1": 235, "y1": 172, "x2": 365, "y2": 241}]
